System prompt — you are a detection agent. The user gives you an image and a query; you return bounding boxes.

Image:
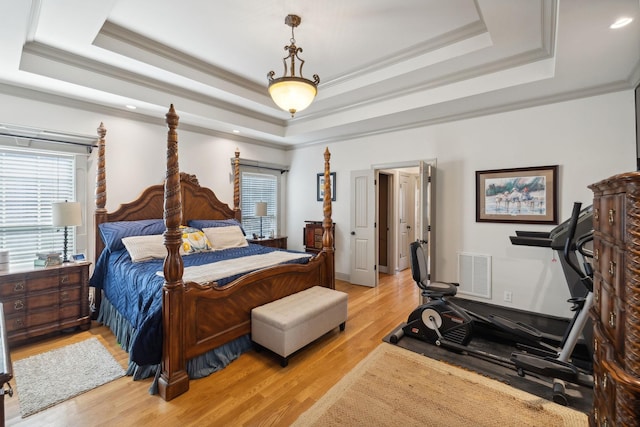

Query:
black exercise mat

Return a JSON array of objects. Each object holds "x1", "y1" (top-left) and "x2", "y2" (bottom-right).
[{"x1": 383, "y1": 324, "x2": 593, "y2": 414}]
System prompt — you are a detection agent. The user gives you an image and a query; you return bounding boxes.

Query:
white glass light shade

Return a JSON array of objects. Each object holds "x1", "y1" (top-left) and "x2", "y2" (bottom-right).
[
  {"x1": 52, "y1": 201, "x2": 82, "y2": 227},
  {"x1": 255, "y1": 202, "x2": 268, "y2": 217},
  {"x1": 268, "y1": 78, "x2": 317, "y2": 116}
]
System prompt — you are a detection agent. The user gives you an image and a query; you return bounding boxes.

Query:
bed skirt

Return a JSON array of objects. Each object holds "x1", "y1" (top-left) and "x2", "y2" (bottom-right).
[{"x1": 97, "y1": 296, "x2": 252, "y2": 394}]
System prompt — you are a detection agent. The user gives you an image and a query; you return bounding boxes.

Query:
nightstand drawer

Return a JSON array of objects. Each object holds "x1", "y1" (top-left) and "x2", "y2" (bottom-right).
[
  {"x1": 60, "y1": 270, "x2": 82, "y2": 287},
  {"x1": 2, "y1": 297, "x2": 28, "y2": 316},
  {"x1": 60, "y1": 303, "x2": 81, "y2": 320},
  {"x1": 27, "y1": 308, "x2": 59, "y2": 328},
  {"x1": 0, "y1": 279, "x2": 26, "y2": 297},
  {"x1": 6, "y1": 315, "x2": 26, "y2": 333},
  {"x1": 25, "y1": 290, "x2": 59, "y2": 310},
  {"x1": 60, "y1": 287, "x2": 80, "y2": 304}
]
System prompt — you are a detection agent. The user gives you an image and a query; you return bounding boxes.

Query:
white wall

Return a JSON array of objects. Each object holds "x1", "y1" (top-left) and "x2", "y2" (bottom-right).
[
  {"x1": 1, "y1": 90, "x2": 636, "y2": 317},
  {"x1": 287, "y1": 90, "x2": 636, "y2": 317}
]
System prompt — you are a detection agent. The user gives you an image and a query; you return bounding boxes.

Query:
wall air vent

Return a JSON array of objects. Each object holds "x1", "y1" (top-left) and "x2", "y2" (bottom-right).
[{"x1": 457, "y1": 252, "x2": 491, "y2": 298}]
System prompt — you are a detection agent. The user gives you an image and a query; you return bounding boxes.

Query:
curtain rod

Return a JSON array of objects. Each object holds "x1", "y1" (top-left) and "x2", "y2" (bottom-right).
[
  {"x1": 0, "y1": 132, "x2": 98, "y2": 153},
  {"x1": 231, "y1": 157, "x2": 290, "y2": 173}
]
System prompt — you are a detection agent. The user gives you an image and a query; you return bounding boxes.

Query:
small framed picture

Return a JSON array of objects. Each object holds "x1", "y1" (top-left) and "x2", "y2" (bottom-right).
[
  {"x1": 317, "y1": 172, "x2": 336, "y2": 202},
  {"x1": 71, "y1": 253, "x2": 86, "y2": 262}
]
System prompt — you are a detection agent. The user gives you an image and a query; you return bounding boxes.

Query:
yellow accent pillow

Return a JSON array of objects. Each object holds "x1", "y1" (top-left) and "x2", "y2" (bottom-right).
[{"x1": 180, "y1": 226, "x2": 212, "y2": 254}]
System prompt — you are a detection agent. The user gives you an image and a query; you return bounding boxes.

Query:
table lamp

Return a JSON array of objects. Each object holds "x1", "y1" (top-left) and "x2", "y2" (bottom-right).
[
  {"x1": 52, "y1": 201, "x2": 82, "y2": 262},
  {"x1": 255, "y1": 202, "x2": 267, "y2": 238}
]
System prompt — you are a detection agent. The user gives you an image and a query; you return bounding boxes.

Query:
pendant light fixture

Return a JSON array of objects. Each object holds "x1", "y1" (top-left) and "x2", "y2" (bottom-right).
[{"x1": 267, "y1": 14, "x2": 320, "y2": 117}]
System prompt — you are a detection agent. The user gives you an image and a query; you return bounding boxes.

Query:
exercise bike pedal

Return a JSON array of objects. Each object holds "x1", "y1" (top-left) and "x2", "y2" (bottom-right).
[
  {"x1": 487, "y1": 314, "x2": 543, "y2": 342},
  {"x1": 510, "y1": 352, "x2": 579, "y2": 383},
  {"x1": 515, "y1": 343, "x2": 559, "y2": 359}
]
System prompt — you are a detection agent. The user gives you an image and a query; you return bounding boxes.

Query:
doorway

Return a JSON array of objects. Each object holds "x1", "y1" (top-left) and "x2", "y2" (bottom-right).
[
  {"x1": 377, "y1": 167, "x2": 419, "y2": 274},
  {"x1": 349, "y1": 160, "x2": 436, "y2": 287}
]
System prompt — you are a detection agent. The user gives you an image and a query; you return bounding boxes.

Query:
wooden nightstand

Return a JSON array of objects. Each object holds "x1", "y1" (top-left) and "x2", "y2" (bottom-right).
[
  {"x1": 248, "y1": 236, "x2": 288, "y2": 250},
  {"x1": 0, "y1": 262, "x2": 91, "y2": 346}
]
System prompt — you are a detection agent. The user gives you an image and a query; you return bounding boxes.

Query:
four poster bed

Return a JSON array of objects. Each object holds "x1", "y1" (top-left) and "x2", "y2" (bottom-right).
[{"x1": 90, "y1": 105, "x2": 335, "y2": 400}]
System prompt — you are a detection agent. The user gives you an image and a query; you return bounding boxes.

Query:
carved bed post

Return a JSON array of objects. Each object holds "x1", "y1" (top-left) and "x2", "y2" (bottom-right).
[
  {"x1": 94, "y1": 122, "x2": 107, "y2": 256},
  {"x1": 233, "y1": 148, "x2": 241, "y2": 221},
  {"x1": 158, "y1": 105, "x2": 189, "y2": 401},
  {"x1": 322, "y1": 147, "x2": 335, "y2": 289},
  {"x1": 93, "y1": 123, "x2": 107, "y2": 319}
]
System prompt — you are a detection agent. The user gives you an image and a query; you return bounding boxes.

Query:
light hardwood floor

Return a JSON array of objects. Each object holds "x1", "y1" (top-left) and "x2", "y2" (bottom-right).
[{"x1": 5, "y1": 271, "x2": 419, "y2": 426}]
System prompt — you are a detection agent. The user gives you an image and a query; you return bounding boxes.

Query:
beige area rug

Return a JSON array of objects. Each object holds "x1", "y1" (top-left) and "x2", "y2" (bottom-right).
[
  {"x1": 292, "y1": 343, "x2": 588, "y2": 427},
  {"x1": 13, "y1": 337, "x2": 125, "y2": 418}
]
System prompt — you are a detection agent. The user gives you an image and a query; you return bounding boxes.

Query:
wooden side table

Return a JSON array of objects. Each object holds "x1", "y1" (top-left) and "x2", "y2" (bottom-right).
[
  {"x1": 248, "y1": 236, "x2": 288, "y2": 250},
  {"x1": 0, "y1": 261, "x2": 91, "y2": 346}
]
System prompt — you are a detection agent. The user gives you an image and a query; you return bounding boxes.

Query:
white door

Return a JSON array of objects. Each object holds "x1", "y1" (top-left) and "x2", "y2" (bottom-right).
[
  {"x1": 350, "y1": 169, "x2": 377, "y2": 287},
  {"x1": 397, "y1": 172, "x2": 412, "y2": 271}
]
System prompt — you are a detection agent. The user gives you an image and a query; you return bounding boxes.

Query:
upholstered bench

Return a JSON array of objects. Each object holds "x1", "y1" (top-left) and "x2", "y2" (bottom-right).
[{"x1": 251, "y1": 286, "x2": 348, "y2": 367}]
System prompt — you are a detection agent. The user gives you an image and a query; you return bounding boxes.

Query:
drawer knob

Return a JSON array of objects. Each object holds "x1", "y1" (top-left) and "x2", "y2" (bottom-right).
[
  {"x1": 61, "y1": 291, "x2": 69, "y2": 301},
  {"x1": 60, "y1": 274, "x2": 69, "y2": 284},
  {"x1": 14, "y1": 300, "x2": 24, "y2": 310},
  {"x1": 608, "y1": 261, "x2": 616, "y2": 277},
  {"x1": 14, "y1": 281, "x2": 24, "y2": 292},
  {"x1": 14, "y1": 318, "x2": 23, "y2": 327},
  {"x1": 609, "y1": 312, "x2": 616, "y2": 328},
  {"x1": 608, "y1": 209, "x2": 615, "y2": 225}
]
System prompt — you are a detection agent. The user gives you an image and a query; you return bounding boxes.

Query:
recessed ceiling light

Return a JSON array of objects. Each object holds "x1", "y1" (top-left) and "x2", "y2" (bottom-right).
[
  {"x1": 125, "y1": 105, "x2": 137, "y2": 110},
  {"x1": 610, "y1": 17, "x2": 633, "y2": 29},
  {"x1": 232, "y1": 129, "x2": 240, "y2": 134}
]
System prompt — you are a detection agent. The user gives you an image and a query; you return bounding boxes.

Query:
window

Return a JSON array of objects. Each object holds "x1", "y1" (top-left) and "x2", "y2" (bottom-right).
[
  {"x1": 240, "y1": 168, "x2": 280, "y2": 238},
  {"x1": 0, "y1": 147, "x2": 77, "y2": 268}
]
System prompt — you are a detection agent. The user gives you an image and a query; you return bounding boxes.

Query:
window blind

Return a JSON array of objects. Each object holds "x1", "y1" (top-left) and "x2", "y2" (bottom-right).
[
  {"x1": 0, "y1": 147, "x2": 76, "y2": 268},
  {"x1": 240, "y1": 169, "x2": 279, "y2": 238}
]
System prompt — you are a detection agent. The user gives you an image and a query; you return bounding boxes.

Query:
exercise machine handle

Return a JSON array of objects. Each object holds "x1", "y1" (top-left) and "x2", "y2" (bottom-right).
[{"x1": 563, "y1": 202, "x2": 593, "y2": 292}]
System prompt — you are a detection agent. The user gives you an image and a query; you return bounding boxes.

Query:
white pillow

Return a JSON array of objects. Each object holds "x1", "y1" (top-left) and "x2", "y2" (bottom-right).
[
  {"x1": 122, "y1": 234, "x2": 166, "y2": 262},
  {"x1": 203, "y1": 225, "x2": 249, "y2": 250}
]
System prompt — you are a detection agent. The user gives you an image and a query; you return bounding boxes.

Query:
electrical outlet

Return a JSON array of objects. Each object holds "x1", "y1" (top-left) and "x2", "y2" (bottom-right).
[{"x1": 503, "y1": 291, "x2": 512, "y2": 302}]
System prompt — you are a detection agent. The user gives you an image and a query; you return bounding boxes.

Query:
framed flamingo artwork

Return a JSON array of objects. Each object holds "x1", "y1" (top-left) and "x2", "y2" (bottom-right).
[{"x1": 476, "y1": 165, "x2": 558, "y2": 224}]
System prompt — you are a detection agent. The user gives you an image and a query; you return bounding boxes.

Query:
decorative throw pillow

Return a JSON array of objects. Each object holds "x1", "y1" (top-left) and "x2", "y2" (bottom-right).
[
  {"x1": 188, "y1": 219, "x2": 246, "y2": 236},
  {"x1": 181, "y1": 226, "x2": 212, "y2": 254},
  {"x1": 122, "y1": 234, "x2": 166, "y2": 262},
  {"x1": 99, "y1": 219, "x2": 165, "y2": 252},
  {"x1": 203, "y1": 225, "x2": 248, "y2": 250}
]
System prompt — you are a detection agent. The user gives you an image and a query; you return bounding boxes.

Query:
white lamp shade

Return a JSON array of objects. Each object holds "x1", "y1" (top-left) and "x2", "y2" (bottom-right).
[
  {"x1": 255, "y1": 202, "x2": 268, "y2": 217},
  {"x1": 268, "y1": 78, "x2": 317, "y2": 114},
  {"x1": 52, "y1": 201, "x2": 82, "y2": 227}
]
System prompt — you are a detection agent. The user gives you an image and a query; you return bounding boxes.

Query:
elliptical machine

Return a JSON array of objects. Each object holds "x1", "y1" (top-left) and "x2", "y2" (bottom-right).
[{"x1": 391, "y1": 202, "x2": 594, "y2": 405}]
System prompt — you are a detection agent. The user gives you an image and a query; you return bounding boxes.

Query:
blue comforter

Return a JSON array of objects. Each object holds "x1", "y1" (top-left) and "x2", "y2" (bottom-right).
[{"x1": 90, "y1": 244, "x2": 310, "y2": 365}]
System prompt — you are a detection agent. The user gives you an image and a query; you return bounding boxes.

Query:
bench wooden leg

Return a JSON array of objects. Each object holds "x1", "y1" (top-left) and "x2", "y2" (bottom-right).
[
  {"x1": 280, "y1": 356, "x2": 289, "y2": 368},
  {"x1": 340, "y1": 322, "x2": 346, "y2": 331}
]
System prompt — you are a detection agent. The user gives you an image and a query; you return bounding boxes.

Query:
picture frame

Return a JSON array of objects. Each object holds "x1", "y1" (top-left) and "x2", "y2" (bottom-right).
[
  {"x1": 71, "y1": 253, "x2": 86, "y2": 262},
  {"x1": 476, "y1": 165, "x2": 558, "y2": 224},
  {"x1": 317, "y1": 172, "x2": 336, "y2": 202}
]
